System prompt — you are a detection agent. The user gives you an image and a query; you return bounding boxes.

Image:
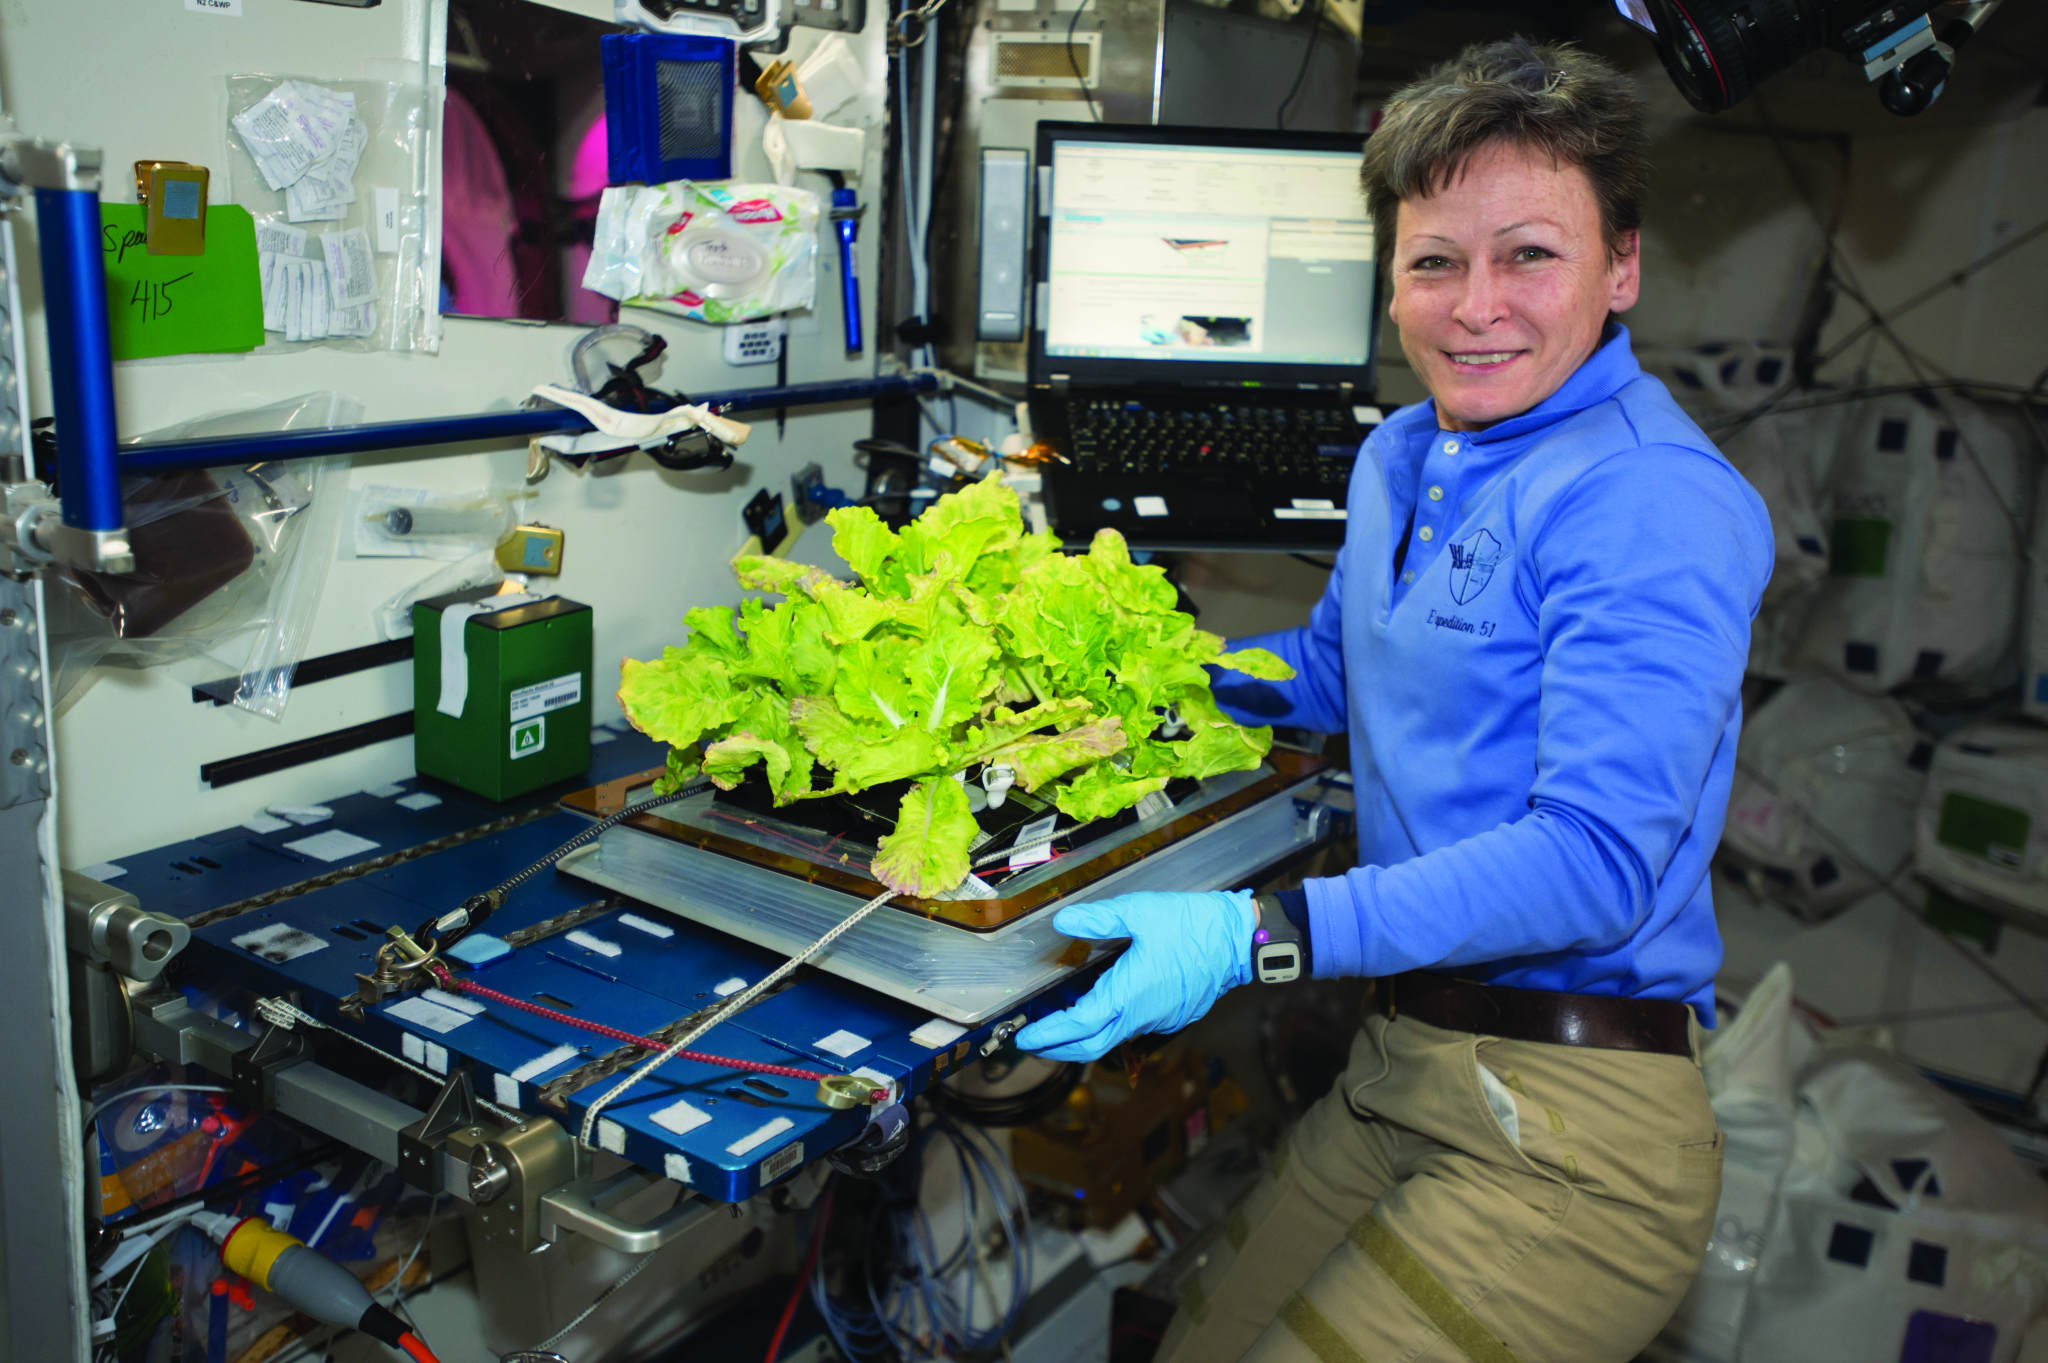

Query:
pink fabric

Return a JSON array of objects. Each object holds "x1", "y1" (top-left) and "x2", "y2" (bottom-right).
[
  {"x1": 440, "y1": 89, "x2": 521, "y2": 317},
  {"x1": 568, "y1": 114, "x2": 610, "y2": 201}
]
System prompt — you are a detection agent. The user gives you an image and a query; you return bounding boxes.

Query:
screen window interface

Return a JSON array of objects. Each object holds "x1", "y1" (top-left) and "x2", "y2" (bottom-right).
[{"x1": 1045, "y1": 142, "x2": 1373, "y2": 367}]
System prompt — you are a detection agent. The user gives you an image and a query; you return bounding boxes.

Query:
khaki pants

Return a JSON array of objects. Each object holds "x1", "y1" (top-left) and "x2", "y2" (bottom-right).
[{"x1": 1157, "y1": 1010, "x2": 1723, "y2": 1363}]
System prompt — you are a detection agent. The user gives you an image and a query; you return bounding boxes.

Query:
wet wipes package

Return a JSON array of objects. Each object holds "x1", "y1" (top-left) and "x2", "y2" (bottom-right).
[{"x1": 583, "y1": 181, "x2": 820, "y2": 324}]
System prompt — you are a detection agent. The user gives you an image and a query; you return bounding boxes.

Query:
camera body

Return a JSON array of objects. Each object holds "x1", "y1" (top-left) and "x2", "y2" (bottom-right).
[{"x1": 1618, "y1": 0, "x2": 1989, "y2": 116}]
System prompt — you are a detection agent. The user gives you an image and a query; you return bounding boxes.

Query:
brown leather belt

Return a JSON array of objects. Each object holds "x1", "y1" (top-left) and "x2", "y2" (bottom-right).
[{"x1": 1373, "y1": 972, "x2": 1695, "y2": 1057}]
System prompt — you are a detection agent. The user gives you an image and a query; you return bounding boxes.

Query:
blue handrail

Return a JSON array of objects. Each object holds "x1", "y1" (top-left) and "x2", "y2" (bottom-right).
[{"x1": 117, "y1": 373, "x2": 938, "y2": 475}]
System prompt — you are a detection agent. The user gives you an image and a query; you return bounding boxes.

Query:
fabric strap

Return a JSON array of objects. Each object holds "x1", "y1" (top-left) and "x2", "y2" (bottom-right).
[{"x1": 1349, "y1": 1216, "x2": 1520, "y2": 1363}]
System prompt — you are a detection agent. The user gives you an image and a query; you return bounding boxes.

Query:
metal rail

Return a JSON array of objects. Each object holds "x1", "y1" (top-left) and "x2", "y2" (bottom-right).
[{"x1": 117, "y1": 373, "x2": 938, "y2": 474}]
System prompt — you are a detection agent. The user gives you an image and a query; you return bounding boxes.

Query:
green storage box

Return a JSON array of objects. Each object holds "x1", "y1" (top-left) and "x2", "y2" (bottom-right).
[{"x1": 413, "y1": 588, "x2": 593, "y2": 801}]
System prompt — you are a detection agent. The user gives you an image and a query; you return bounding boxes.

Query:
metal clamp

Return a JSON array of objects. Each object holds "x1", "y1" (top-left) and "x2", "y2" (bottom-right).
[
  {"x1": 540, "y1": 1168, "x2": 718, "y2": 1255},
  {"x1": 397, "y1": 1069, "x2": 490, "y2": 1194},
  {"x1": 230, "y1": 1021, "x2": 311, "y2": 1112},
  {"x1": 62, "y1": 870, "x2": 189, "y2": 981}
]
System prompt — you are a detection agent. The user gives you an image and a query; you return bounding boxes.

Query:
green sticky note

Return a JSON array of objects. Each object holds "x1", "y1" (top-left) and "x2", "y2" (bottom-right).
[{"x1": 99, "y1": 204, "x2": 264, "y2": 361}]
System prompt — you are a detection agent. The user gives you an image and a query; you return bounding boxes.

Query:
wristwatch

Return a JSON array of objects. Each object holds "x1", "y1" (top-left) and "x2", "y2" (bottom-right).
[{"x1": 1250, "y1": 894, "x2": 1305, "y2": 984}]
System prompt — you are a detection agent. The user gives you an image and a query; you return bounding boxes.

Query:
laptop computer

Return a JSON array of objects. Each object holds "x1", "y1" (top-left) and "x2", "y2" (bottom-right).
[{"x1": 1028, "y1": 121, "x2": 1382, "y2": 552}]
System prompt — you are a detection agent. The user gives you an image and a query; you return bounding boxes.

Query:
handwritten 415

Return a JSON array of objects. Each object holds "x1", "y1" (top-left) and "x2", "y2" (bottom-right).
[{"x1": 130, "y1": 275, "x2": 194, "y2": 324}]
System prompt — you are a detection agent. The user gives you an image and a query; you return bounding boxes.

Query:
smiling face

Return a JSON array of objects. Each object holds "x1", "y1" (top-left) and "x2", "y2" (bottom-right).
[{"x1": 1387, "y1": 139, "x2": 1640, "y2": 432}]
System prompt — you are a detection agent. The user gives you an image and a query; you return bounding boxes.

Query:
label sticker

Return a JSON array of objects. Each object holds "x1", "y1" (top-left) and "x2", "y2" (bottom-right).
[
  {"x1": 1009, "y1": 814, "x2": 1058, "y2": 870},
  {"x1": 1275, "y1": 507, "x2": 1347, "y2": 521},
  {"x1": 511, "y1": 715, "x2": 546, "y2": 759},
  {"x1": 1133, "y1": 495, "x2": 1169, "y2": 518},
  {"x1": 760, "y1": 1141, "x2": 806, "y2": 1184},
  {"x1": 374, "y1": 188, "x2": 402, "y2": 253},
  {"x1": 233, "y1": 922, "x2": 328, "y2": 963},
  {"x1": 510, "y1": 672, "x2": 583, "y2": 722},
  {"x1": 1291, "y1": 498, "x2": 1336, "y2": 510}
]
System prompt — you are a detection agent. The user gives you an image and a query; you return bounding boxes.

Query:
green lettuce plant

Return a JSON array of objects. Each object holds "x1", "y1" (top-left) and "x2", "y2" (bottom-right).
[{"x1": 617, "y1": 477, "x2": 1294, "y2": 896}]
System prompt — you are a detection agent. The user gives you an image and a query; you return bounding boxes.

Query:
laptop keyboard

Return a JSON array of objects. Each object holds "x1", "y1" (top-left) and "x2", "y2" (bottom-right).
[{"x1": 1063, "y1": 398, "x2": 1358, "y2": 485}]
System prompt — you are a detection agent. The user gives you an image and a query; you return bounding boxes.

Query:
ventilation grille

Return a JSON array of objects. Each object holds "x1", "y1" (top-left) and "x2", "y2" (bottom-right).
[
  {"x1": 994, "y1": 35, "x2": 1093, "y2": 82},
  {"x1": 656, "y1": 58, "x2": 728, "y2": 164}
]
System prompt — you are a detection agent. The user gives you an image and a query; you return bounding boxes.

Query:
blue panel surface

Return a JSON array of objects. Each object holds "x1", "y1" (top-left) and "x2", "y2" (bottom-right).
[{"x1": 113, "y1": 724, "x2": 1100, "y2": 1201}]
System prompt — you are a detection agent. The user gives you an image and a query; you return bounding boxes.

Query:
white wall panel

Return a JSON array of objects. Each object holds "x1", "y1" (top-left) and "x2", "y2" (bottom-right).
[{"x1": 0, "y1": 0, "x2": 893, "y2": 865}]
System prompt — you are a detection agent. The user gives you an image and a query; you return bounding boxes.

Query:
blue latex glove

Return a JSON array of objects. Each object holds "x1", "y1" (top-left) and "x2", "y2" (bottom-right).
[{"x1": 1014, "y1": 890, "x2": 1255, "y2": 1062}]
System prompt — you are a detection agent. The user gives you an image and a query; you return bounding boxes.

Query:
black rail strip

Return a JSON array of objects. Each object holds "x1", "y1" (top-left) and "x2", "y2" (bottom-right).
[
  {"x1": 192, "y1": 638, "x2": 415, "y2": 706},
  {"x1": 199, "y1": 712, "x2": 415, "y2": 789}
]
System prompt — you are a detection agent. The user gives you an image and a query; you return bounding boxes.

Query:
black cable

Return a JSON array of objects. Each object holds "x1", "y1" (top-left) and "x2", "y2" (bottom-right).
[
  {"x1": 1290, "y1": 554, "x2": 1335, "y2": 571},
  {"x1": 1067, "y1": 0, "x2": 1099, "y2": 123},
  {"x1": 1814, "y1": 214, "x2": 2048, "y2": 372},
  {"x1": 416, "y1": 785, "x2": 698, "y2": 951},
  {"x1": 1275, "y1": 1, "x2": 1322, "y2": 130},
  {"x1": 925, "y1": 1061, "x2": 1083, "y2": 1127}
]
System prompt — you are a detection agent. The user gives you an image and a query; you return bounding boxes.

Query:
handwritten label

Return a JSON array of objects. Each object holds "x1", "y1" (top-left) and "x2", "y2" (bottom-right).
[{"x1": 100, "y1": 204, "x2": 263, "y2": 361}]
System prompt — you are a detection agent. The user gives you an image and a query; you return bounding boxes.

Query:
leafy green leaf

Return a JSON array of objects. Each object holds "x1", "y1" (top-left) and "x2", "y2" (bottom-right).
[
  {"x1": 1053, "y1": 762, "x2": 1169, "y2": 822},
  {"x1": 827, "y1": 506, "x2": 906, "y2": 594},
  {"x1": 1211, "y1": 646, "x2": 1295, "y2": 681},
  {"x1": 792, "y1": 696, "x2": 950, "y2": 791},
  {"x1": 617, "y1": 652, "x2": 746, "y2": 753},
  {"x1": 700, "y1": 695, "x2": 814, "y2": 802},
  {"x1": 897, "y1": 474, "x2": 1021, "y2": 579},
  {"x1": 872, "y1": 777, "x2": 978, "y2": 896},
  {"x1": 991, "y1": 718, "x2": 1127, "y2": 791}
]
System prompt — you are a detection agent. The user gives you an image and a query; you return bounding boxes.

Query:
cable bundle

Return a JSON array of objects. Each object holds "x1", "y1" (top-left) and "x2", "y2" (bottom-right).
[{"x1": 809, "y1": 1115, "x2": 1034, "y2": 1361}]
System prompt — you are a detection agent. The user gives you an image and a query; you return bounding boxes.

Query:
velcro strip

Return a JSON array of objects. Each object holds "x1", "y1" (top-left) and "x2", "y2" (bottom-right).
[
  {"x1": 1280, "y1": 1291, "x2": 1372, "y2": 1363},
  {"x1": 1349, "y1": 1217, "x2": 1519, "y2": 1363}
]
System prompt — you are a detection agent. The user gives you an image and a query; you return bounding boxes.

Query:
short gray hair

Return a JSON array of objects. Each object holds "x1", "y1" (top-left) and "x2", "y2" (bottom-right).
[{"x1": 1361, "y1": 38, "x2": 1649, "y2": 262}]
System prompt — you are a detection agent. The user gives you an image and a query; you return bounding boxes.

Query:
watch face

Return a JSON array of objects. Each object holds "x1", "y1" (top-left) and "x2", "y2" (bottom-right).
[{"x1": 1256, "y1": 943, "x2": 1302, "y2": 985}]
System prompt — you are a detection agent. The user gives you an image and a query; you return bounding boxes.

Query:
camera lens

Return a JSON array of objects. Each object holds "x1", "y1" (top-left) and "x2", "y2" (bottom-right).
[{"x1": 1635, "y1": 0, "x2": 1845, "y2": 113}]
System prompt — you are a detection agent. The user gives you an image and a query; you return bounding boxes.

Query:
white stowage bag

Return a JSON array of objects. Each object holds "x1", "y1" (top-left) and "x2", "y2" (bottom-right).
[
  {"x1": 1652, "y1": 965, "x2": 2048, "y2": 1362},
  {"x1": 1635, "y1": 344, "x2": 1842, "y2": 675},
  {"x1": 1719, "y1": 674, "x2": 1927, "y2": 922},
  {"x1": 1913, "y1": 722, "x2": 2048, "y2": 923},
  {"x1": 1647, "y1": 964, "x2": 1815, "y2": 1363},
  {"x1": 1737, "y1": 1046, "x2": 2048, "y2": 1362},
  {"x1": 1793, "y1": 396, "x2": 2034, "y2": 695}
]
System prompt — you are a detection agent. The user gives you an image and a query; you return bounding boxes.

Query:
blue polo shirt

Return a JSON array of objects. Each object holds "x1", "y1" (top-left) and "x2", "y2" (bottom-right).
[{"x1": 1211, "y1": 326, "x2": 1771, "y2": 1022}]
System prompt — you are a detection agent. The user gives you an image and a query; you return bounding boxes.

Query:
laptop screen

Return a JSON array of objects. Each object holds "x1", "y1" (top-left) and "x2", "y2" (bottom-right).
[{"x1": 1042, "y1": 137, "x2": 1374, "y2": 374}]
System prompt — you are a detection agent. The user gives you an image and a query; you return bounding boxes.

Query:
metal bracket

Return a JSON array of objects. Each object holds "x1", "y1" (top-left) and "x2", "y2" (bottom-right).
[
  {"x1": 230, "y1": 1021, "x2": 311, "y2": 1111},
  {"x1": 540, "y1": 1167, "x2": 718, "y2": 1255},
  {"x1": 468, "y1": 1118, "x2": 583, "y2": 1253},
  {"x1": 397, "y1": 1068, "x2": 486, "y2": 1193},
  {"x1": 0, "y1": 136, "x2": 101, "y2": 195}
]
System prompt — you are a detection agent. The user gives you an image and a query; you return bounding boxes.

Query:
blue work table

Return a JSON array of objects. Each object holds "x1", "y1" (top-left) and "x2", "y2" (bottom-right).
[{"x1": 105, "y1": 728, "x2": 1088, "y2": 1203}]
